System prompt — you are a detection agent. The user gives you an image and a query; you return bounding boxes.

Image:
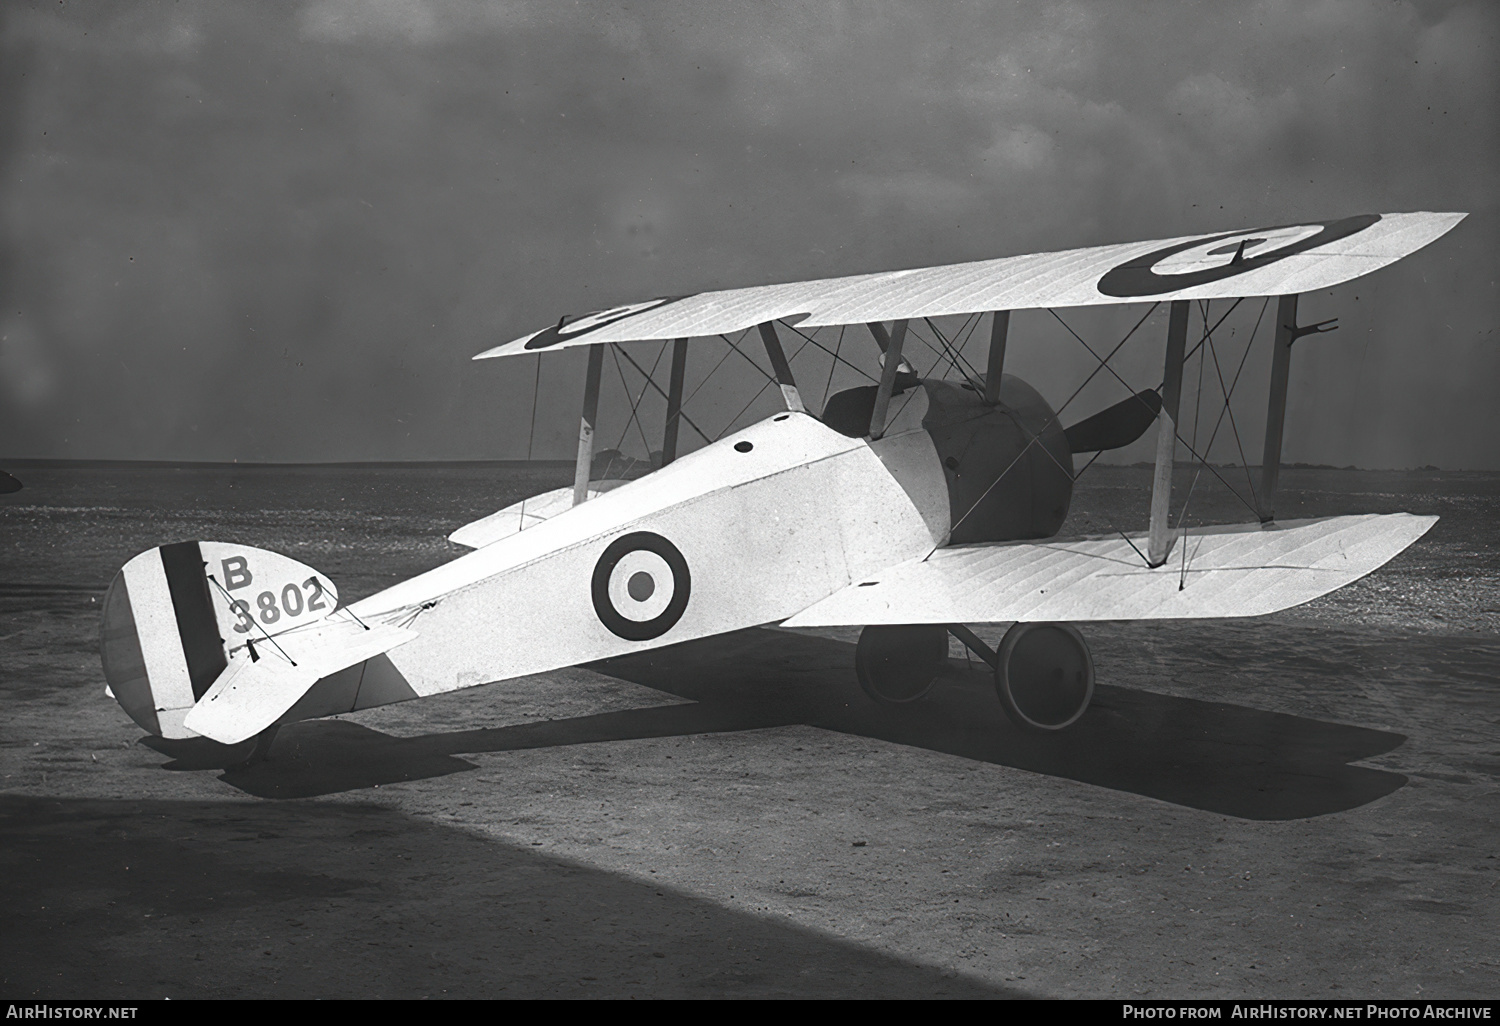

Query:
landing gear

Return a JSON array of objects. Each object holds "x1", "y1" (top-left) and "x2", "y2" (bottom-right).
[
  {"x1": 857, "y1": 621, "x2": 1095, "y2": 732},
  {"x1": 993, "y1": 622, "x2": 1094, "y2": 732},
  {"x1": 854, "y1": 624, "x2": 950, "y2": 704}
]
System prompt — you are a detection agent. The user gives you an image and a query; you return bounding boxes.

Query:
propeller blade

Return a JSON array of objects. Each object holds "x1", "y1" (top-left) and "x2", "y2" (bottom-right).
[{"x1": 1063, "y1": 389, "x2": 1162, "y2": 453}]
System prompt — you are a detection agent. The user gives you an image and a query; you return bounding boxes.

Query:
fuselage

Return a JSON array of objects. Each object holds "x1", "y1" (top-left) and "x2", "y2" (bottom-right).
[{"x1": 284, "y1": 374, "x2": 1076, "y2": 720}]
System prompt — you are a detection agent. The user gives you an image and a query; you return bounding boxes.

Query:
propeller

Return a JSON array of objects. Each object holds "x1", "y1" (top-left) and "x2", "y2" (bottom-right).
[{"x1": 1063, "y1": 389, "x2": 1162, "y2": 454}]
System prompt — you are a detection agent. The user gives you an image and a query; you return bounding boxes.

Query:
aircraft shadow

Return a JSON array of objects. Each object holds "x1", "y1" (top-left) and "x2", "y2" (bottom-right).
[
  {"x1": 0, "y1": 794, "x2": 1012, "y2": 999},
  {"x1": 176, "y1": 627, "x2": 1407, "y2": 819}
]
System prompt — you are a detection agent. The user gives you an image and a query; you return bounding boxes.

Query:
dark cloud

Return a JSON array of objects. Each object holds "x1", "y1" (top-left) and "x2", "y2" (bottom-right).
[{"x1": 0, "y1": 0, "x2": 1495, "y2": 467}]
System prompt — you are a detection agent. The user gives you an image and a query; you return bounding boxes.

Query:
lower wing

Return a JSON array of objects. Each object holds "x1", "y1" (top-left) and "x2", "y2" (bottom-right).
[{"x1": 781, "y1": 514, "x2": 1436, "y2": 626}]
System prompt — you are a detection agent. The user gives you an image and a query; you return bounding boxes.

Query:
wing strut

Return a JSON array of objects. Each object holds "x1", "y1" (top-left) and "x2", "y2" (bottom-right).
[
  {"x1": 661, "y1": 338, "x2": 688, "y2": 465},
  {"x1": 1258, "y1": 295, "x2": 1298, "y2": 522},
  {"x1": 756, "y1": 321, "x2": 806, "y2": 414},
  {"x1": 868, "y1": 318, "x2": 909, "y2": 439},
  {"x1": 572, "y1": 343, "x2": 605, "y2": 506},
  {"x1": 1256, "y1": 294, "x2": 1340, "y2": 523},
  {"x1": 1147, "y1": 301, "x2": 1190, "y2": 566},
  {"x1": 984, "y1": 311, "x2": 1010, "y2": 404}
]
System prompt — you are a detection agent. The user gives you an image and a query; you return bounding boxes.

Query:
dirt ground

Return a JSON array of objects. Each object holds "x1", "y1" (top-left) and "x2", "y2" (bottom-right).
[{"x1": 1, "y1": 462, "x2": 1497, "y2": 999}]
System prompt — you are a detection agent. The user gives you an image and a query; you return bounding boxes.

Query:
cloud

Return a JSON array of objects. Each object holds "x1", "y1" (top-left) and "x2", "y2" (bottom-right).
[
  {"x1": 979, "y1": 124, "x2": 1056, "y2": 172},
  {"x1": 0, "y1": 319, "x2": 55, "y2": 412},
  {"x1": 0, "y1": 0, "x2": 1494, "y2": 467}
]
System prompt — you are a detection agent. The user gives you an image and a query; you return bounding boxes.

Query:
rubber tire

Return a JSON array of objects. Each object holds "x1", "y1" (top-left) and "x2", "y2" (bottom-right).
[
  {"x1": 855, "y1": 624, "x2": 949, "y2": 704},
  {"x1": 995, "y1": 622, "x2": 1094, "y2": 732}
]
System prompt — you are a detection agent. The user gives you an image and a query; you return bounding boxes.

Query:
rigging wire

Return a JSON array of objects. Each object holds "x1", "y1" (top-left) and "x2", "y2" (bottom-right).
[
  {"x1": 1178, "y1": 301, "x2": 1211, "y2": 588},
  {"x1": 518, "y1": 353, "x2": 543, "y2": 530},
  {"x1": 608, "y1": 344, "x2": 656, "y2": 460},
  {"x1": 821, "y1": 325, "x2": 846, "y2": 412},
  {"x1": 720, "y1": 330, "x2": 778, "y2": 386},
  {"x1": 613, "y1": 344, "x2": 713, "y2": 445},
  {"x1": 1172, "y1": 297, "x2": 1270, "y2": 534},
  {"x1": 921, "y1": 315, "x2": 985, "y2": 387},
  {"x1": 1051, "y1": 303, "x2": 1263, "y2": 518},
  {"x1": 1222, "y1": 298, "x2": 1271, "y2": 506},
  {"x1": 942, "y1": 303, "x2": 1161, "y2": 545},
  {"x1": 714, "y1": 336, "x2": 812, "y2": 439},
  {"x1": 884, "y1": 313, "x2": 987, "y2": 428},
  {"x1": 207, "y1": 574, "x2": 299, "y2": 666},
  {"x1": 613, "y1": 341, "x2": 669, "y2": 450},
  {"x1": 680, "y1": 329, "x2": 752, "y2": 410},
  {"x1": 780, "y1": 322, "x2": 879, "y2": 384}
]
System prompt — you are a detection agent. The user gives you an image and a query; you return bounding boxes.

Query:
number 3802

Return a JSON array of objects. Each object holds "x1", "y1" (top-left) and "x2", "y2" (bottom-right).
[{"x1": 229, "y1": 577, "x2": 328, "y2": 633}]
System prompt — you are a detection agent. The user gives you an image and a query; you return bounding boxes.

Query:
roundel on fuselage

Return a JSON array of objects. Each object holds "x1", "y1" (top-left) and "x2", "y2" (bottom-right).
[{"x1": 591, "y1": 532, "x2": 691, "y2": 641}]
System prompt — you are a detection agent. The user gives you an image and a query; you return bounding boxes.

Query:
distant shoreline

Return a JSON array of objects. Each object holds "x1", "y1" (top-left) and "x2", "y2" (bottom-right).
[{"x1": 0, "y1": 457, "x2": 1488, "y2": 475}]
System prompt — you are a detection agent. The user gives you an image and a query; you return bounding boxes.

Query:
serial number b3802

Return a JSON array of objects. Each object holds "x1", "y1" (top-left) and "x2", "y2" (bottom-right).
[
  {"x1": 227, "y1": 578, "x2": 329, "y2": 632},
  {"x1": 216, "y1": 553, "x2": 332, "y2": 634}
]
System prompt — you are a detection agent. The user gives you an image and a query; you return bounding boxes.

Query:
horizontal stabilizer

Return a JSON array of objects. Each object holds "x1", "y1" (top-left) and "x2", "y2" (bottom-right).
[
  {"x1": 449, "y1": 481, "x2": 628, "y2": 549},
  {"x1": 1064, "y1": 390, "x2": 1162, "y2": 453},
  {"x1": 183, "y1": 619, "x2": 417, "y2": 744},
  {"x1": 782, "y1": 514, "x2": 1436, "y2": 627}
]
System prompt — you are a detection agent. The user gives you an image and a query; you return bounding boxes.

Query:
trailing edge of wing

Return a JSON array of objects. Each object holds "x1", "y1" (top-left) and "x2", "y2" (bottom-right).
[
  {"x1": 474, "y1": 212, "x2": 1465, "y2": 359},
  {"x1": 780, "y1": 514, "x2": 1437, "y2": 627},
  {"x1": 183, "y1": 619, "x2": 417, "y2": 745}
]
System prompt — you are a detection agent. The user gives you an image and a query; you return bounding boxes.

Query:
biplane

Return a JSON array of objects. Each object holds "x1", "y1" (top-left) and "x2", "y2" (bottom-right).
[{"x1": 99, "y1": 211, "x2": 1465, "y2": 758}]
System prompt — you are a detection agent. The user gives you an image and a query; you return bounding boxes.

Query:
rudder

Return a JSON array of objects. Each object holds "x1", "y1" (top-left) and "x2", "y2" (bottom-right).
[{"x1": 100, "y1": 541, "x2": 339, "y2": 738}]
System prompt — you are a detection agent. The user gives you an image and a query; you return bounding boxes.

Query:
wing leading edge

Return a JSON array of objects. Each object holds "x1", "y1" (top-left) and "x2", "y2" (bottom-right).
[
  {"x1": 780, "y1": 514, "x2": 1436, "y2": 627},
  {"x1": 475, "y1": 212, "x2": 1465, "y2": 359}
]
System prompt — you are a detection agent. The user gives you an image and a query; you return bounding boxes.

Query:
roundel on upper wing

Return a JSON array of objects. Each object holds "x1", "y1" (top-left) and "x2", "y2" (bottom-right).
[
  {"x1": 591, "y1": 532, "x2": 691, "y2": 641},
  {"x1": 524, "y1": 296, "x2": 687, "y2": 350},
  {"x1": 1096, "y1": 214, "x2": 1381, "y2": 298}
]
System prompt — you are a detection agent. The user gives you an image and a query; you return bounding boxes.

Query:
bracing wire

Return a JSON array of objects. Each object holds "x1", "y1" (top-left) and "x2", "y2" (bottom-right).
[
  {"x1": 613, "y1": 341, "x2": 669, "y2": 450},
  {"x1": 518, "y1": 353, "x2": 544, "y2": 530},
  {"x1": 614, "y1": 344, "x2": 713, "y2": 445},
  {"x1": 608, "y1": 344, "x2": 656, "y2": 459},
  {"x1": 207, "y1": 573, "x2": 299, "y2": 665},
  {"x1": 821, "y1": 325, "x2": 845, "y2": 412},
  {"x1": 714, "y1": 336, "x2": 812, "y2": 439},
  {"x1": 680, "y1": 329, "x2": 752, "y2": 410},
  {"x1": 1172, "y1": 297, "x2": 1270, "y2": 533},
  {"x1": 781, "y1": 322, "x2": 878, "y2": 384},
  {"x1": 1178, "y1": 301, "x2": 1211, "y2": 587},
  {"x1": 942, "y1": 303, "x2": 1161, "y2": 545}
]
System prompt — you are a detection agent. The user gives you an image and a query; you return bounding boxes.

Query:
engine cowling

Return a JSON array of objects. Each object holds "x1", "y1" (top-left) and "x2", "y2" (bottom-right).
[{"x1": 823, "y1": 374, "x2": 1074, "y2": 544}]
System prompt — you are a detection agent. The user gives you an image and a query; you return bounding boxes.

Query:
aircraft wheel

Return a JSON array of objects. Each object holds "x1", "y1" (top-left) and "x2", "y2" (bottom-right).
[
  {"x1": 855, "y1": 624, "x2": 949, "y2": 704},
  {"x1": 995, "y1": 622, "x2": 1094, "y2": 732}
]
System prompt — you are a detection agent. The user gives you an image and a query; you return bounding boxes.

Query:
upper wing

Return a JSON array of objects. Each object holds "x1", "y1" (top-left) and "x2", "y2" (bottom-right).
[
  {"x1": 781, "y1": 514, "x2": 1436, "y2": 627},
  {"x1": 475, "y1": 212, "x2": 1464, "y2": 359},
  {"x1": 183, "y1": 618, "x2": 417, "y2": 744}
]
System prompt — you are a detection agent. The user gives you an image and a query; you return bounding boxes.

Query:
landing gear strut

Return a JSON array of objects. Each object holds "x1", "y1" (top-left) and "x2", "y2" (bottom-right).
[{"x1": 857, "y1": 621, "x2": 1095, "y2": 732}]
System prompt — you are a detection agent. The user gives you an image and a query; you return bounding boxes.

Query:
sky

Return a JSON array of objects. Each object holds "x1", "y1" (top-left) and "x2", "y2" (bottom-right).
[{"x1": 0, "y1": 0, "x2": 1495, "y2": 468}]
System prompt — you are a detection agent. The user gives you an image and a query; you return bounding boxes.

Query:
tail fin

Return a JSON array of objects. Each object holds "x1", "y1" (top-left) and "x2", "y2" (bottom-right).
[{"x1": 100, "y1": 542, "x2": 339, "y2": 738}]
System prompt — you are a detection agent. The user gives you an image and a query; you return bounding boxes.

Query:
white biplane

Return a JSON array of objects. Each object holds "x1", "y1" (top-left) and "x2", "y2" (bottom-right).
[{"x1": 100, "y1": 212, "x2": 1464, "y2": 759}]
